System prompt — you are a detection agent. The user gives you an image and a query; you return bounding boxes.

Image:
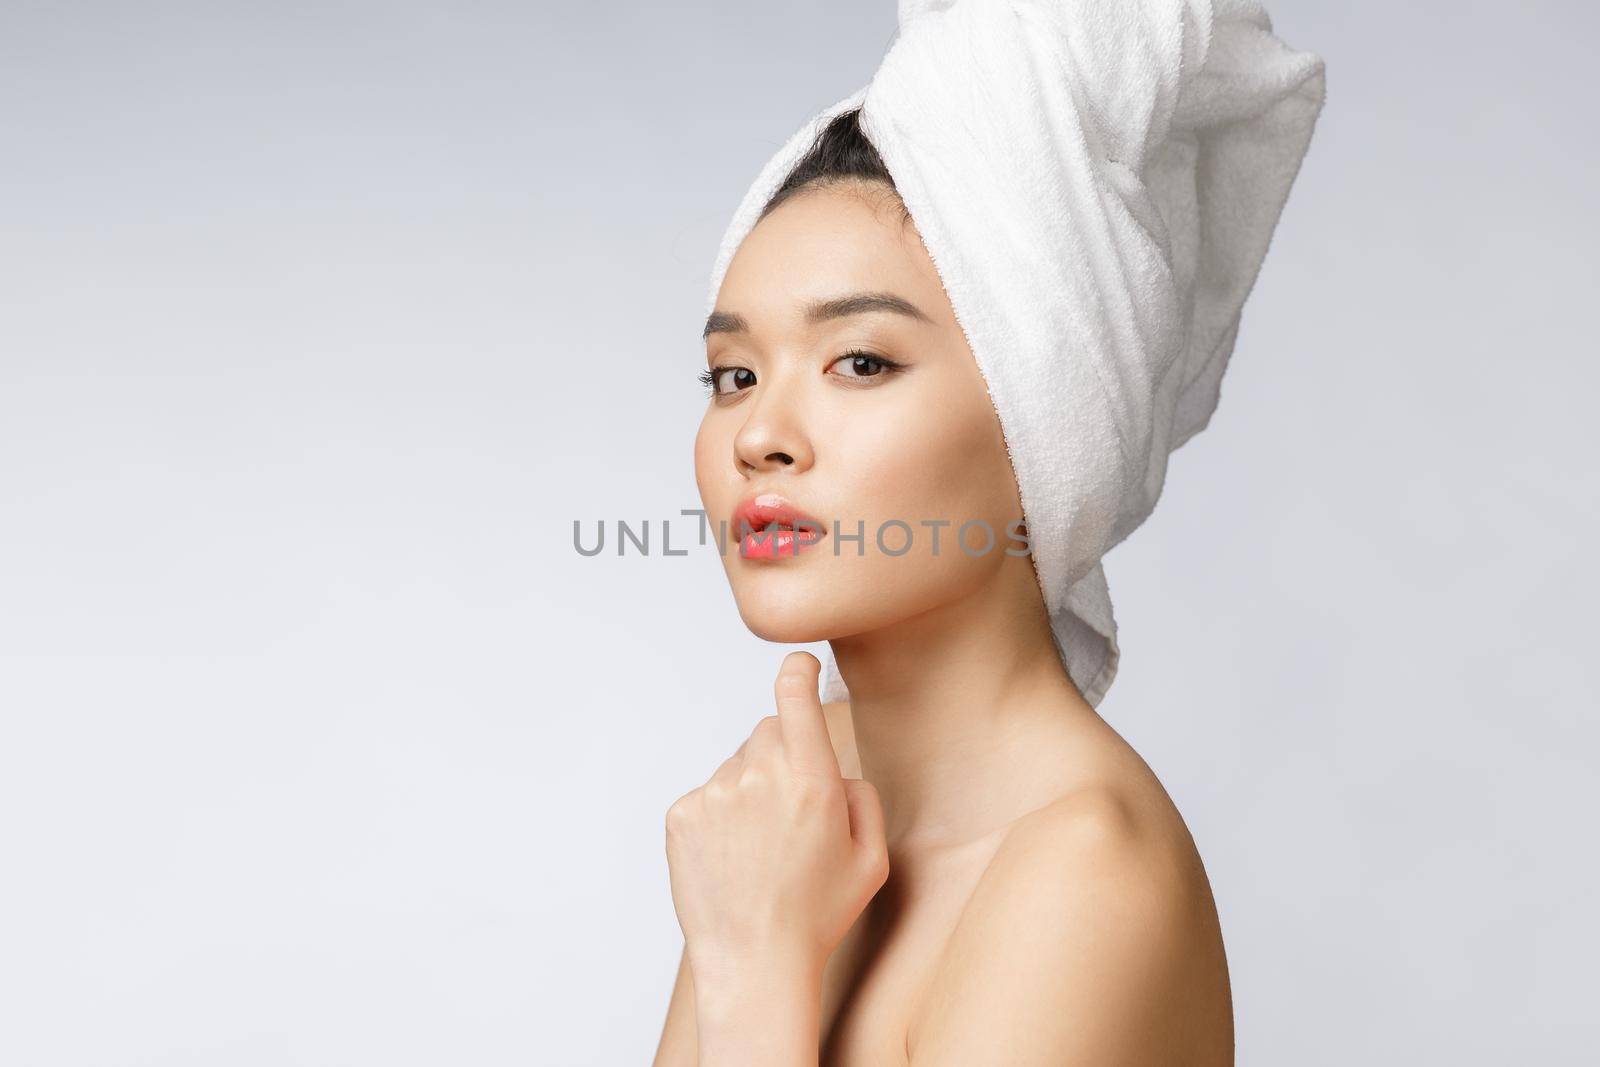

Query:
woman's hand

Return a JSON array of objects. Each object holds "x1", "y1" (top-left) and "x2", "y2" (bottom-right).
[{"x1": 664, "y1": 651, "x2": 890, "y2": 985}]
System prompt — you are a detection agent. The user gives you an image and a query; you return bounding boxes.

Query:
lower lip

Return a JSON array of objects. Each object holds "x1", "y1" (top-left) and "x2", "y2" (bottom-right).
[{"x1": 740, "y1": 526, "x2": 826, "y2": 560}]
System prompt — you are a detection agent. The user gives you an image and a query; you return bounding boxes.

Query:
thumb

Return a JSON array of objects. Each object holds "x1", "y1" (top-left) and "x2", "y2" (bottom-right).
[{"x1": 842, "y1": 777, "x2": 889, "y2": 876}]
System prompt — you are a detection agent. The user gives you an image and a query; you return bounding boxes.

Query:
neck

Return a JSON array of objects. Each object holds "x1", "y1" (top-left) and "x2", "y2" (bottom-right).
[{"x1": 827, "y1": 558, "x2": 1102, "y2": 854}]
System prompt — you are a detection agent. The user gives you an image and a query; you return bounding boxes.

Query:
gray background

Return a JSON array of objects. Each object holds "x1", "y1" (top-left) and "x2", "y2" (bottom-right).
[{"x1": 2, "y1": 1, "x2": 1595, "y2": 1064}]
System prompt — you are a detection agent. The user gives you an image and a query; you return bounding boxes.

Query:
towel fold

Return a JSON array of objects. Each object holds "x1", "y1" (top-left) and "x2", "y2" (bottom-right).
[{"x1": 705, "y1": 0, "x2": 1326, "y2": 708}]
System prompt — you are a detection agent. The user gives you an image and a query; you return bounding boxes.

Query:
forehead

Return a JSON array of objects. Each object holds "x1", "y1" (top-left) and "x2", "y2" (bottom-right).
[{"x1": 715, "y1": 184, "x2": 955, "y2": 332}]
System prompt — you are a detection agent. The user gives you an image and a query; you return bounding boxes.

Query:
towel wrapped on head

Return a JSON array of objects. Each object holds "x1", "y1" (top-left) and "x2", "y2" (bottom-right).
[{"x1": 704, "y1": 0, "x2": 1326, "y2": 708}]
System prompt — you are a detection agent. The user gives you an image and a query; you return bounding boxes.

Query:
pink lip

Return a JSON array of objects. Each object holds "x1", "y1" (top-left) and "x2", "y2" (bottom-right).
[{"x1": 732, "y1": 492, "x2": 828, "y2": 560}]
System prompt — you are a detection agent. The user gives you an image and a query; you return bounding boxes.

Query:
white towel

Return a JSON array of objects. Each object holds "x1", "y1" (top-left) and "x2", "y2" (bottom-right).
[{"x1": 704, "y1": 0, "x2": 1326, "y2": 709}]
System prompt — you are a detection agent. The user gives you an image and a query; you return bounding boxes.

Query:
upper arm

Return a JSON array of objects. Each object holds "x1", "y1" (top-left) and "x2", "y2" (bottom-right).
[{"x1": 908, "y1": 791, "x2": 1229, "y2": 1066}]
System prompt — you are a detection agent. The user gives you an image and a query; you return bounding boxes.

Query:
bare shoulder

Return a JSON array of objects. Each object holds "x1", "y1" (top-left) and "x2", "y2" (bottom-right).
[
  {"x1": 987, "y1": 783, "x2": 1214, "y2": 921},
  {"x1": 908, "y1": 783, "x2": 1233, "y2": 1065}
]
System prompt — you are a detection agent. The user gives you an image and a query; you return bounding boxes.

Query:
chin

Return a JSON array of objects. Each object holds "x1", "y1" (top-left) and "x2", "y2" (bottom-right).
[
  {"x1": 730, "y1": 579, "x2": 855, "y2": 645},
  {"x1": 740, "y1": 616, "x2": 835, "y2": 645}
]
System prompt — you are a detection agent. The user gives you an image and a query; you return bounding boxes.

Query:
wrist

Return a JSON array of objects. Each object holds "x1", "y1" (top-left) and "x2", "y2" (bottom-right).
[
  {"x1": 692, "y1": 941, "x2": 821, "y2": 1007},
  {"x1": 690, "y1": 947, "x2": 823, "y2": 1066}
]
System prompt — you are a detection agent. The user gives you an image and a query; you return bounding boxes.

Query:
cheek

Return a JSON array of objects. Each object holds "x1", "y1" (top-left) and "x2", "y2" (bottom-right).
[
  {"x1": 693, "y1": 413, "x2": 722, "y2": 502},
  {"x1": 809, "y1": 382, "x2": 1014, "y2": 632},
  {"x1": 838, "y1": 377, "x2": 1017, "y2": 532}
]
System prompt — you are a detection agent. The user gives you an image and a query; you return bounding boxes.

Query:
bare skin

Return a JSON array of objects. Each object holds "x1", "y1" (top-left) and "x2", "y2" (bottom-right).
[
  {"x1": 657, "y1": 694, "x2": 1232, "y2": 1066},
  {"x1": 656, "y1": 180, "x2": 1233, "y2": 1065}
]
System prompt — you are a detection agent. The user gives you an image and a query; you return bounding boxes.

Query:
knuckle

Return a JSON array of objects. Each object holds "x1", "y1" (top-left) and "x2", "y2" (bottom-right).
[
  {"x1": 791, "y1": 772, "x2": 833, "y2": 803},
  {"x1": 664, "y1": 795, "x2": 694, "y2": 832}
]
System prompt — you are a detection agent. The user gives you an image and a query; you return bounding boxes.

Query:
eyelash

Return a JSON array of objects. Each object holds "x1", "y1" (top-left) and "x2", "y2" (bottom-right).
[{"x1": 698, "y1": 349, "x2": 905, "y2": 397}]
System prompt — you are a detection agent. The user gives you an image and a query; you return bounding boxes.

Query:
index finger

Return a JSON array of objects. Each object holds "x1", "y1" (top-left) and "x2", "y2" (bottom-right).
[{"x1": 774, "y1": 651, "x2": 840, "y2": 780}]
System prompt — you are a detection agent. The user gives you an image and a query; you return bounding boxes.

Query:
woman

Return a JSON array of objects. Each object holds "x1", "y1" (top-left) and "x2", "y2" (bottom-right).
[{"x1": 655, "y1": 2, "x2": 1324, "y2": 1063}]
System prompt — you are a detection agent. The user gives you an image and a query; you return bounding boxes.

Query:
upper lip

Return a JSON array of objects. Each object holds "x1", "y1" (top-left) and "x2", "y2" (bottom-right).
[{"x1": 732, "y1": 491, "x2": 826, "y2": 538}]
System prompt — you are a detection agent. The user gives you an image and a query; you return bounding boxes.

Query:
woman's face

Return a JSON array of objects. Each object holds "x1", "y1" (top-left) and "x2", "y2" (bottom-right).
[{"x1": 694, "y1": 180, "x2": 1028, "y2": 646}]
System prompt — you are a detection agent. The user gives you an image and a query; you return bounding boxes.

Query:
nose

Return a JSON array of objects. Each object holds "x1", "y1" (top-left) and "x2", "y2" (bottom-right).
[{"x1": 732, "y1": 374, "x2": 814, "y2": 477}]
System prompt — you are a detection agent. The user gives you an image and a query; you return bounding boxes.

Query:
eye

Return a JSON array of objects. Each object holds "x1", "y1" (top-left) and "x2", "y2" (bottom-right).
[
  {"x1": 699, "y1": 365, "x2": 757, "y2": 397},
  {"x1": 828, "y1": 350, "x2": 904, "y2": 381}
]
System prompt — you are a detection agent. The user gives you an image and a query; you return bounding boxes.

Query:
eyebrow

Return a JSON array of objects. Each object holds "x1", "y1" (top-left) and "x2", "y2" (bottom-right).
[{"x1": 702, "y1": 291, "x2": 933, "y2": 341}]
